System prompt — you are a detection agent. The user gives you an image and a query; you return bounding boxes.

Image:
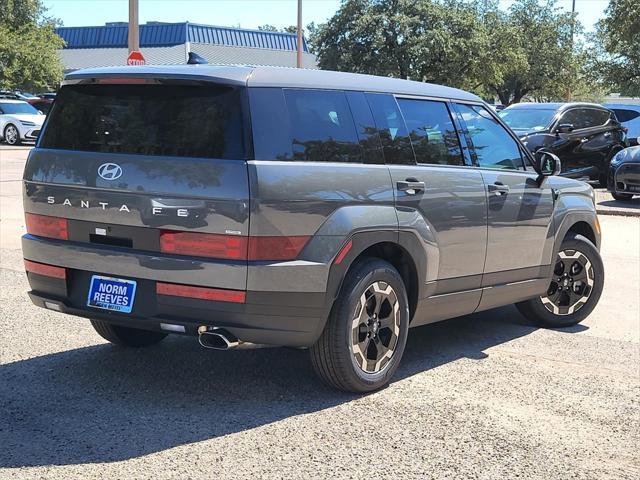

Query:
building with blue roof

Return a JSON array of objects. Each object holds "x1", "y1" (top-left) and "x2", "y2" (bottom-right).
[{"x1": 55, "y1": 22, "x2": 317, "y2": 71}]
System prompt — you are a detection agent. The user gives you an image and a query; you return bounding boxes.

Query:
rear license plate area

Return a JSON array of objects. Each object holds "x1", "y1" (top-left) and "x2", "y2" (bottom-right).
[{"x1": 87, "y1": 275, "x2": 137, "y2": 313}]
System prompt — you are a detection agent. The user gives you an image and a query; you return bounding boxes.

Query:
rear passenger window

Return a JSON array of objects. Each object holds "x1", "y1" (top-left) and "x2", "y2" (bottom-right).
[
  {"x1": 366, "y1": 93, "x2": 415, "y2": 165},
  {"x1": 397, "y1": 99, "x2": 463, "y2": 166},
  {"x1": 457, "y1": 104, "x2": 523, "y2": 170},
  {"x1": 612, "y1": 108, "x2": 640, "y2": 123},
  {"x1": 283, "y1": 89, "x2": 362, "y2": 163}
]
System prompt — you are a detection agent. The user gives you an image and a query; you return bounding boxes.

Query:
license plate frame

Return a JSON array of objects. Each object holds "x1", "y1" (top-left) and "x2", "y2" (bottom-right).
[{"x1": 87, "y1": 275, "x2": 137, "y2": 314}]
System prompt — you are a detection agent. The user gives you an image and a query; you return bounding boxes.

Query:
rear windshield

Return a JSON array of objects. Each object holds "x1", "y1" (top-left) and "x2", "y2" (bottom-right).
[{"x1": 40, "y1": 84, "x2": 246, "y2": 159}]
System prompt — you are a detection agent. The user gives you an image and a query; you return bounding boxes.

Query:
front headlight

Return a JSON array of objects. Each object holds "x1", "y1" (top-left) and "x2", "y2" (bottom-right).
[
  {"x1": 19, "y1": 120, "x2": 36, "y2": 127},
  {"x1": 610, "y1": 151, "x2": 623, "y2": 166}
]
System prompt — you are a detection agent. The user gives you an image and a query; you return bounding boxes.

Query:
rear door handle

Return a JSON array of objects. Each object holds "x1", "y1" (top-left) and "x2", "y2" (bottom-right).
[
  {"x1": 397, "y1": 178, "x2": 426, "y2": 195},
  {"x1": 488, "y1": 182, "x2": 510, "y2": 196}
]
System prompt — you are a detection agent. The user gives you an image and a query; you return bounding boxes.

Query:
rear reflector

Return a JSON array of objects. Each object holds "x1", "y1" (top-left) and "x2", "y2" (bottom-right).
[
  {"x1": 160, "y1": 231, "x2": 248, "y2": 260},
  {"x1": 24, "y1": 259, "x2": 66, "y2": 279},
  {"x1": 25, "y1": 213, "x2": 68, "y2": 240},
  {"x1": 334, "y1": 239, "x2": 353, "y2": 265},
  {"x1": 248, "y1": 236, "x2": 310, "y2": 261},
  {"x1": 157, "y1": 282, "x2": 246, "y2": 303}
]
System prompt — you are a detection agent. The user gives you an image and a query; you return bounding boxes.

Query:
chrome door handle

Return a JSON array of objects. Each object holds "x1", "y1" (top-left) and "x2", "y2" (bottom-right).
[
  {"x1": 397, "y1": 179, "x2": 426, "y2": 195},
  {"x1": 488, "y1": 183, "x2": 510, "y2": 196}
]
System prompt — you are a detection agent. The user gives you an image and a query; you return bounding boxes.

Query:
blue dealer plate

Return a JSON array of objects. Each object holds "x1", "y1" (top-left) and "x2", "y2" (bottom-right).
[{"x1": 87, "y1": 275, "x2": 137, "y2": 313}]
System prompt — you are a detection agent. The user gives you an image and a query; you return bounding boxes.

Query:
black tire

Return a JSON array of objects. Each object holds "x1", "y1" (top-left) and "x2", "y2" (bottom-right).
[
  {"x1": 611, "y1": 192, "x2": 634, "y2": 201},
  {"x1": 516, "y1": 233, "x2": 604, "y2": 328},
  {"x1": 597, "y1": 173, "x2": 608, "y2": 188},
  {"x1": 90, "y1": 319, "x2": 167, "y2": 347},
  {"x1": 310, "y1": 258, "x2": 409, "y2": 393},
  {"x1": 3, "y1": 124, "x2": 20, "y2": 145}
]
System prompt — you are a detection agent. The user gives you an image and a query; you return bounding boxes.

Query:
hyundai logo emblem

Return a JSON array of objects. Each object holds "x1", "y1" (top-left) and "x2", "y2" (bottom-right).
[{"x1": 97, "y1": 163, "x2": 123, "y2": 181}]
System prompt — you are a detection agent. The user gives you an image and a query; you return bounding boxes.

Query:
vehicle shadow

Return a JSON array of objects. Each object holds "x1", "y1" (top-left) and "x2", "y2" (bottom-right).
[
  {"x1": 0, "y1": 305, "x2": 586, "y2": 468},
  {"x1": 598, "y1": 199, "x2": 640, "y2": 210}
]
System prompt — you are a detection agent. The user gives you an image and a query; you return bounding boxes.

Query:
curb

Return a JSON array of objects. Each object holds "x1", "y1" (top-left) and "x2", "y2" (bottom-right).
[{"x1": 596, "y1": 208, "x2": 640, "y2": 218}]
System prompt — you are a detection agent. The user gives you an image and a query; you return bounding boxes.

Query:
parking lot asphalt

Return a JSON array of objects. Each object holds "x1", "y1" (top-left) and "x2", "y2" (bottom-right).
[{"x1": 1, "y1": 146, "x2": 639, "y2": 479}]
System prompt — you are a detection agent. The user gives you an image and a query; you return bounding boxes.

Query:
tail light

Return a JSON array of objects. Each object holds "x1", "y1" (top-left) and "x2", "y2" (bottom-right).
[
  {"x1": 157, "y1": 282, "x2": 246, "y2": 303},
  {"x1": 160, "y1": 231, "x2": 248, "y2": 260},
  {"x1": 247, "y1": 236, "x2": 310, "y2": 261},
  {"x1": 24, "y1": 259, "x2": 66, "y2": 279},
  {"x1": 160, "y1": 231, "x2": 309, "y2": 261},
  {"x1": 25, "y1": 213, "x2": 68, "y2": 240}
]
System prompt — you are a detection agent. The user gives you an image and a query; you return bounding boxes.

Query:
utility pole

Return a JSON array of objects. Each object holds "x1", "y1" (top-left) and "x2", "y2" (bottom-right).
[
  {"x1": 570, "y1": 0, "x2": 576, "y2": 41},
  {"x1": 296, "y1": 0, "x2": 303, "y2": 68},
  {"x1": 567, "y1": 0, "x2": 576, "y2": 102},
  {"x1": 128, "y1": 0, "x2": 139, "y2": 53}
]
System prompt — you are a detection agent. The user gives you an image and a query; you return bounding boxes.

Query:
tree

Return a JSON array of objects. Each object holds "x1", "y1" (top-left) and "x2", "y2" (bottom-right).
[
  {"x1": 309, "y1": 0, "x2": 592, "y2": 104},
  {"x1": 479, "y1": 0, "x2": 589, "y2": 104},
  {"x1": 591, "y1": 0, "x2": 640, "y2": 96},
  {"x1": 309, "y1": 0, "x2": 490, "y2": 87},
  {"x1": 258, "y1": 24, "x2": 299, "y2": 34},
  {"x1": 0, "y1": 0, "x2": 64, "y2": 91}
]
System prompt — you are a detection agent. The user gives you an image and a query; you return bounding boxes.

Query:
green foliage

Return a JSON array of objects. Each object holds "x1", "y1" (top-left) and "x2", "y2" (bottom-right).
[
  {"x1": 0, "y1": 0, "x2": 64, "y2": 91},
  {"x1": 591, "y1": 0, "x2": 640, "y2": 97},
  {"x1": 309, "y1": 0, "x2": 594, "y2": 104},
  {"x1": 258, "y1": 24, "x2": 299, "y2": 34}
]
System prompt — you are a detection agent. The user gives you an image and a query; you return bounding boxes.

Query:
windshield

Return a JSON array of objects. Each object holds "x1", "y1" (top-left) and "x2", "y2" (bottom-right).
[
  {"x1": 0, "y1": 102, "x2": 40, "y2": 115},
  {"x1": 499, "y1": 108, "x2": 556, "y2": 131}
]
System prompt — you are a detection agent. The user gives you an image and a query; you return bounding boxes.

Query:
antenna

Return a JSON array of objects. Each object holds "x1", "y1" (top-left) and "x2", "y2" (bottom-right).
[{"x1": 187, "y1": 52, "x2": 208, "y2": 65}]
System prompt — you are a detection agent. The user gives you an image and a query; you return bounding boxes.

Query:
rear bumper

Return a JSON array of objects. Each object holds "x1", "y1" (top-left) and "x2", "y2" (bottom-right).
[
  {"x1": 26, "y1": 273, "x2": 328, "y2": 347},
  {"x1": 22, "y1": 234, "x2": 331, "y2": 347}
]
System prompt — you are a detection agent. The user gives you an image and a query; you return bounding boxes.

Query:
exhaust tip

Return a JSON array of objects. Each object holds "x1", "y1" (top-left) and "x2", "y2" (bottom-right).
[{"x1": 198, "y1": 326, "x2": 240, "y2": 350}]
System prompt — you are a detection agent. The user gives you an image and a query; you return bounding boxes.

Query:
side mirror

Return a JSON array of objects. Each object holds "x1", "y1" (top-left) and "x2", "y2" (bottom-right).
[
  {"x1": 534, "y1": 149, "x2": 561, "y2": 177},
  {"x1": 37, "y1": 110, "x2": 44, "y2": 115},
  {"x1": 556, "y1": 123, "x2": 575, "y2": 134}
]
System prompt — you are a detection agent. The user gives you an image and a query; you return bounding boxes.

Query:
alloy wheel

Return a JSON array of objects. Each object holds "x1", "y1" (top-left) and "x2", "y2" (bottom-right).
[
  {"x1": 540, "y1": 249, "x2": 595, "y2": 316},
  {"x1": 4, "y1": 125, "x2": 18, "y2": 145},
  {"x1": 350, "y1": 281, "x2": 400, "y2": 374}
]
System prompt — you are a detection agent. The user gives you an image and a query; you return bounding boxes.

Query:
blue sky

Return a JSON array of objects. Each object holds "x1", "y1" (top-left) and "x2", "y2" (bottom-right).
[{"x1": 43, "y1": 0, "x2": 610, "y2": 33}]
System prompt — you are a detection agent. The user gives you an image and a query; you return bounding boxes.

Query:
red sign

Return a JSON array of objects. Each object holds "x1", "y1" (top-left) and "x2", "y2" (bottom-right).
[{"x1": 127, "y1": 51, "x2": 146, "y2": 66}]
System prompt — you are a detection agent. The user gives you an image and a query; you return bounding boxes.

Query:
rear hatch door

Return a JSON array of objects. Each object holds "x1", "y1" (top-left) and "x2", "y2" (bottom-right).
[{"x1": 24, "y1": 79, "x2": 251, "y2": 290}]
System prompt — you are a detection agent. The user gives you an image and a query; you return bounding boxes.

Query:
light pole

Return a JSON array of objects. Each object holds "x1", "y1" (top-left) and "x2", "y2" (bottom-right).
[
  {"x1": 296, "y1": 0, "x2": 303, "y2": 68},
  {"x1": 128, "y1": 0, "x2": 139, "y2": 53}
]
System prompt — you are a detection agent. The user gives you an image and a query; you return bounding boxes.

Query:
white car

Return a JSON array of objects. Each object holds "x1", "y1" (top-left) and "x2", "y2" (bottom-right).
[{"x1": 0, "y1": 100, "x2": 46, "y2": 145}]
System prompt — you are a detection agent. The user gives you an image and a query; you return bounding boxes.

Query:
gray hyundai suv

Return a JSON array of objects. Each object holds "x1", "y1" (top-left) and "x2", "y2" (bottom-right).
[{"x1": 22, "y1": 65, "x2": 604, "y2": 392}]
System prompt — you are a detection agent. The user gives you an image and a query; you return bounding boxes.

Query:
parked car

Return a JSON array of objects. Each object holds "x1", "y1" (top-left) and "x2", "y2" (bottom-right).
[
  {"x1": 605, "y1": 103, "x2": 640, "y2": 140},
  {"x1": 29, "y1": 98, "x2": 53, "y2": 114},
  {"x1": 499, "y1": 102, "x2": 627, "y2": 185},
  {"x1": 0, "y1": 90, "x2": 20, "y2": 100},
  {"x1": 36, "y1": 92, "x2": 57, "y2": 100},
  {"x1": 0, "y1": 100, "x2": 45, "y2": 145},
  {"x1": 22, "y1": 65, "x2": 604, "y2": 392},
  {"x1": 607, "y1": 145, "x2": 640, "y2": 201}
]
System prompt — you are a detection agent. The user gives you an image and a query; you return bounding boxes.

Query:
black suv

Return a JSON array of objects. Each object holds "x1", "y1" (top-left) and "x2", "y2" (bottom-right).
[
  {"x1": 499, "y1": 102, "x2": 627, "y2": 185},
  {"x1": 22, "y1": 66, "x2": 604, "y2": 392}
]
